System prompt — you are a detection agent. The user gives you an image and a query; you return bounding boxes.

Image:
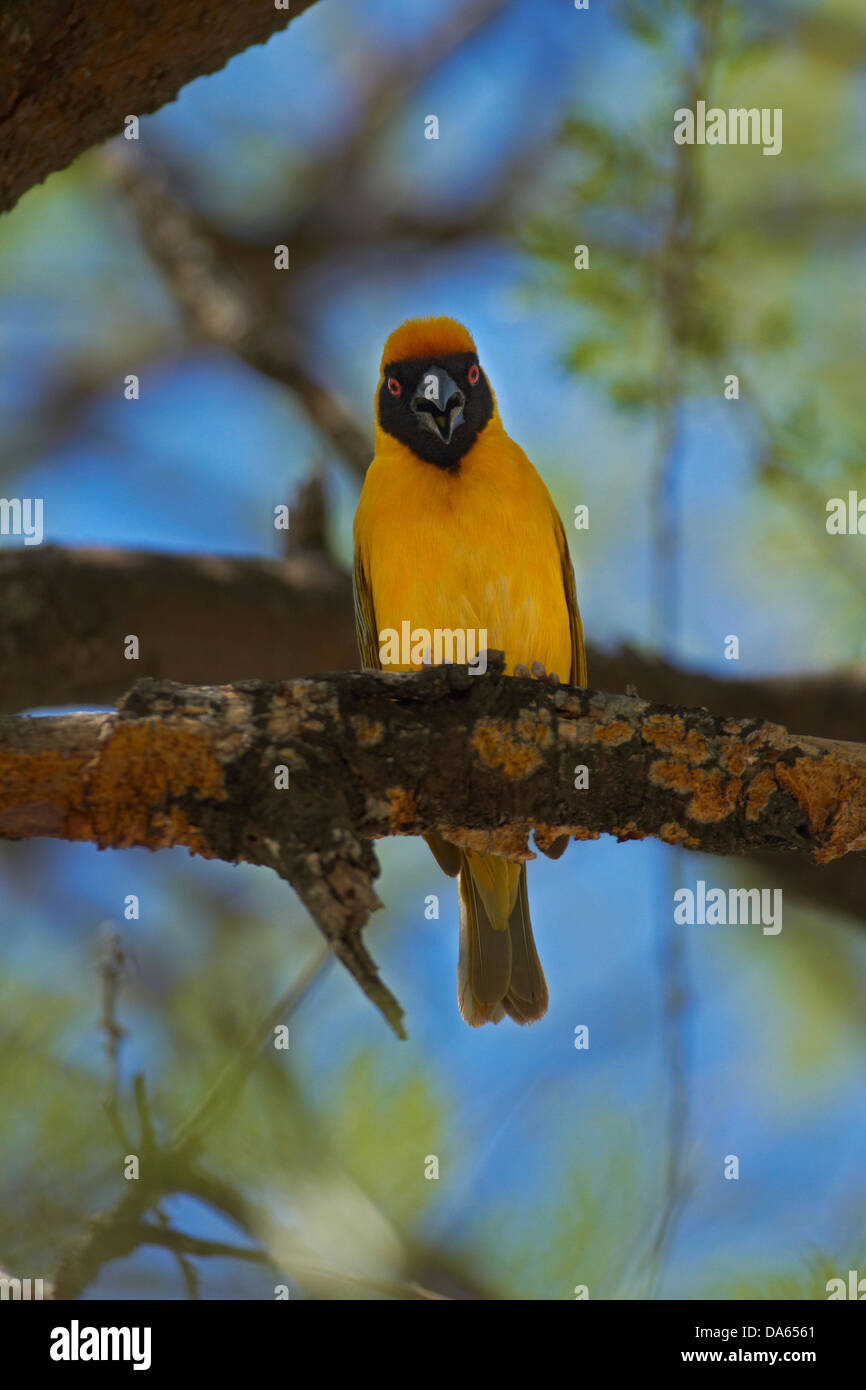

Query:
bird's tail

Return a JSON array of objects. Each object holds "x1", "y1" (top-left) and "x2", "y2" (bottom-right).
[{"x1": 457, "y1": 851, "x2": 549, "y2": 1027}]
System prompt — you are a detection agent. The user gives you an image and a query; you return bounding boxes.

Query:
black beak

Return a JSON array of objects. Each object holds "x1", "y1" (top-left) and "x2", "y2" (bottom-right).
[{"x1": 411, "y1": 366, "x2": 465, "y2": 445}]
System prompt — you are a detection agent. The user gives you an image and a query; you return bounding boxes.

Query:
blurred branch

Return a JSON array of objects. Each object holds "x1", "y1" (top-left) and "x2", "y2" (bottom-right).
[
  {"x1": 98, "y1": 927, "x2": 131, "y2": 1150},
  {"x1": 183, "y1": 1171, "x2": 451, "y2": 1299},
  {"x1": 0, "y1": 543, "x2": 356, "y2": 714},
  {"x1": 191, "y1": 0, "x2": 523, "y2": 270},
  {"x1": 50, "y1": 1173, "x2": 266, "y2": 1301},
  {"x1": 87, "y1": 0, "x2": 537, "y2": 483},
  {"x1": 194, "y1": 129, "x2": 547, "y2": 285},
  {"x1": 286, "y1": 466, "x2": 330, "y2": 557},
  {"x1": 168, "y1": 948, "x2": 331, "y2": 1161},
  {"x1": 0, "y1": 0, "x2": 321, "y2": 214},
  {"x1": 3, "y1": 544, "x2": 865, "y2": 739},
  {"x1": 116, "y1": 1224, "x2": 267, "y2": 1265},
  {"x1": 4, "y1": 1, "x2": 542, "y2": 490},
  {"x1": 217, "y1": 1057, "x2": 499, "y2": 1300},
  {"x1": 54, "y1": 1170, "x2": 448, "y2": 1300},
  {"x1": 51, "y1": 948, "x2": 327, "y2": 1300},
  {"x1": 48, "y1": 952, "x2": 457, "y2": 1301},
  {"x1": 0, "y1": 334, "x2": 175, "y2": 480},
  {"x1": 100, "y1": 145, "x2": 373, "y2": 477},
  {"x1": 3, "y1": 662, "x2": 866, "y2": 1037},
  {"x1": 98, "y1": 119, "x2": 546, "y2": 482},
  {"x1": 288, "y1": 0, "x2": 513, "y2": 232}
]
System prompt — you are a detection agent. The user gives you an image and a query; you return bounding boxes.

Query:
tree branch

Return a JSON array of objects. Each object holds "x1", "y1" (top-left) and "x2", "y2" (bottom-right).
[
  {"x1": 0, "y1": 544, "x2": 356, "y2": 714},
  {"x1": 0, "y1": 0, "x2": 322, "y2": 215},
  {"x1": 3, "y1": 663, "x2": 865, "y2": 1032},
  {"x1": 4, "y1": 542, "x2": 864, "y2": 932},
  {"x1": 100, "y1": 145, "x2": 374, "y2": 477}
]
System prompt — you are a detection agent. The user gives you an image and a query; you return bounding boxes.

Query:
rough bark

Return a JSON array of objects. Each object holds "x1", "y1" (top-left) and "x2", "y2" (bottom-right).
[
  {"x1": 0, "y1": 0, "x2": 321, "y2": 215},
  {"x1": 588, "y1": 647, "x2": 866, "y2": 747},
  {"x1": 3, "y1": 662, "x2": 865, "y2": 1031}
]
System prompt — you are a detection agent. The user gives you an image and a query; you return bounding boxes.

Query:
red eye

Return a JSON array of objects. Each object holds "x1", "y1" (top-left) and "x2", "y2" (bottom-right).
[
  {"x1": 387, "y1": 377, "x2": 401, "y2": 396},
  {"x1": 468, "y1": 363, "x2": 480, "y2": 385}
]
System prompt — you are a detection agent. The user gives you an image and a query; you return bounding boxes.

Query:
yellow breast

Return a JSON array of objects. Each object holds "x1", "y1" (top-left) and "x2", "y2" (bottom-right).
[{"x1": 355, "y1": 418, "x2": 573, "y2": 676}]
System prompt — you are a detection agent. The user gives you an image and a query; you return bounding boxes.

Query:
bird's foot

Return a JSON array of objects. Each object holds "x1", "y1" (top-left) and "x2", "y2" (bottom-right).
[{"x1": 514, "y1": 660, "x2": 560, "y2": 687}]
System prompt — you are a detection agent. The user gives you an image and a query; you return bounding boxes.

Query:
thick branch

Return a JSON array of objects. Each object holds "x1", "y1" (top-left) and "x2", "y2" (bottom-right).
[
  {"x1": 3, "y1": 665, "x2": 865, "y2": 1030},
  {"x1": 0, "y1": 0, "x2": 321, "y2": 215},
  {"x1": 0, "y1": 544, "x2": 356, "y2": 713}
]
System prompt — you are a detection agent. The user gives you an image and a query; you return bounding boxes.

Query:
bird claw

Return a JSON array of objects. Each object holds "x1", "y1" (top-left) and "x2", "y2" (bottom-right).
[
  {"x1": 515, "y1": 661, "x2": 559, "y2": 687},
  {"x1": 531, "y1": 661, "x2": 560, "y2": 687}
]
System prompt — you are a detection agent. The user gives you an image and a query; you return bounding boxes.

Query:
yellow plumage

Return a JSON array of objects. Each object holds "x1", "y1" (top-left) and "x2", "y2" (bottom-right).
[{"x1": 353, "y1": 316, "x2": 587, "y2": 1027}]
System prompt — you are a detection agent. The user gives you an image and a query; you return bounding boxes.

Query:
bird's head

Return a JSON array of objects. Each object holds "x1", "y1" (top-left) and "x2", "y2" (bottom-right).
[{"x1": 375, "y1": 316, "x2": 495, "y2": 471}]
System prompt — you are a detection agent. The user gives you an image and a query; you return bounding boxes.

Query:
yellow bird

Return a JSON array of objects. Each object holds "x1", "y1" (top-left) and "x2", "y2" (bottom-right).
[{"x1": 353, "y1": 316, "x2": 587, "y2": 1027}]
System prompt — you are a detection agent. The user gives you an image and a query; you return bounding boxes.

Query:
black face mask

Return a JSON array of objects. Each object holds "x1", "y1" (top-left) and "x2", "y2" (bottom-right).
[{"x1": 377, "y1": 351, "x2": 494, "y2": 472}]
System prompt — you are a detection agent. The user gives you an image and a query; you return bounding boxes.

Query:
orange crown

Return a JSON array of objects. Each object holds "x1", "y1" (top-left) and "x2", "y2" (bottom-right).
[{"x1": 380, "y1": 315, "x2": 477, "y2": 370}]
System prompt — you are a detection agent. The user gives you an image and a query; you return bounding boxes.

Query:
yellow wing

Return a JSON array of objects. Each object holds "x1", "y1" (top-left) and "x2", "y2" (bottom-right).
[
  {"x1": 553, "y1": 506, "x2": 588, "y2": 687},
  {"x1": 539, "y1": 509, "x2": 587, "y2": 862},
  {"x1": 353, "y1": 544, "x2": 381, "y2": 671}
]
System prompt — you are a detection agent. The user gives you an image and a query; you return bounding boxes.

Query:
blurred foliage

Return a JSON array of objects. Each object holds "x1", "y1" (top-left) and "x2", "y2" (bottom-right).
[
  {"x1": 526, "y1": 0, "x2": 866, "y2": 498},
  {"x1": 3, "y1": 845, "x2": 862, "y2": 1299}
]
